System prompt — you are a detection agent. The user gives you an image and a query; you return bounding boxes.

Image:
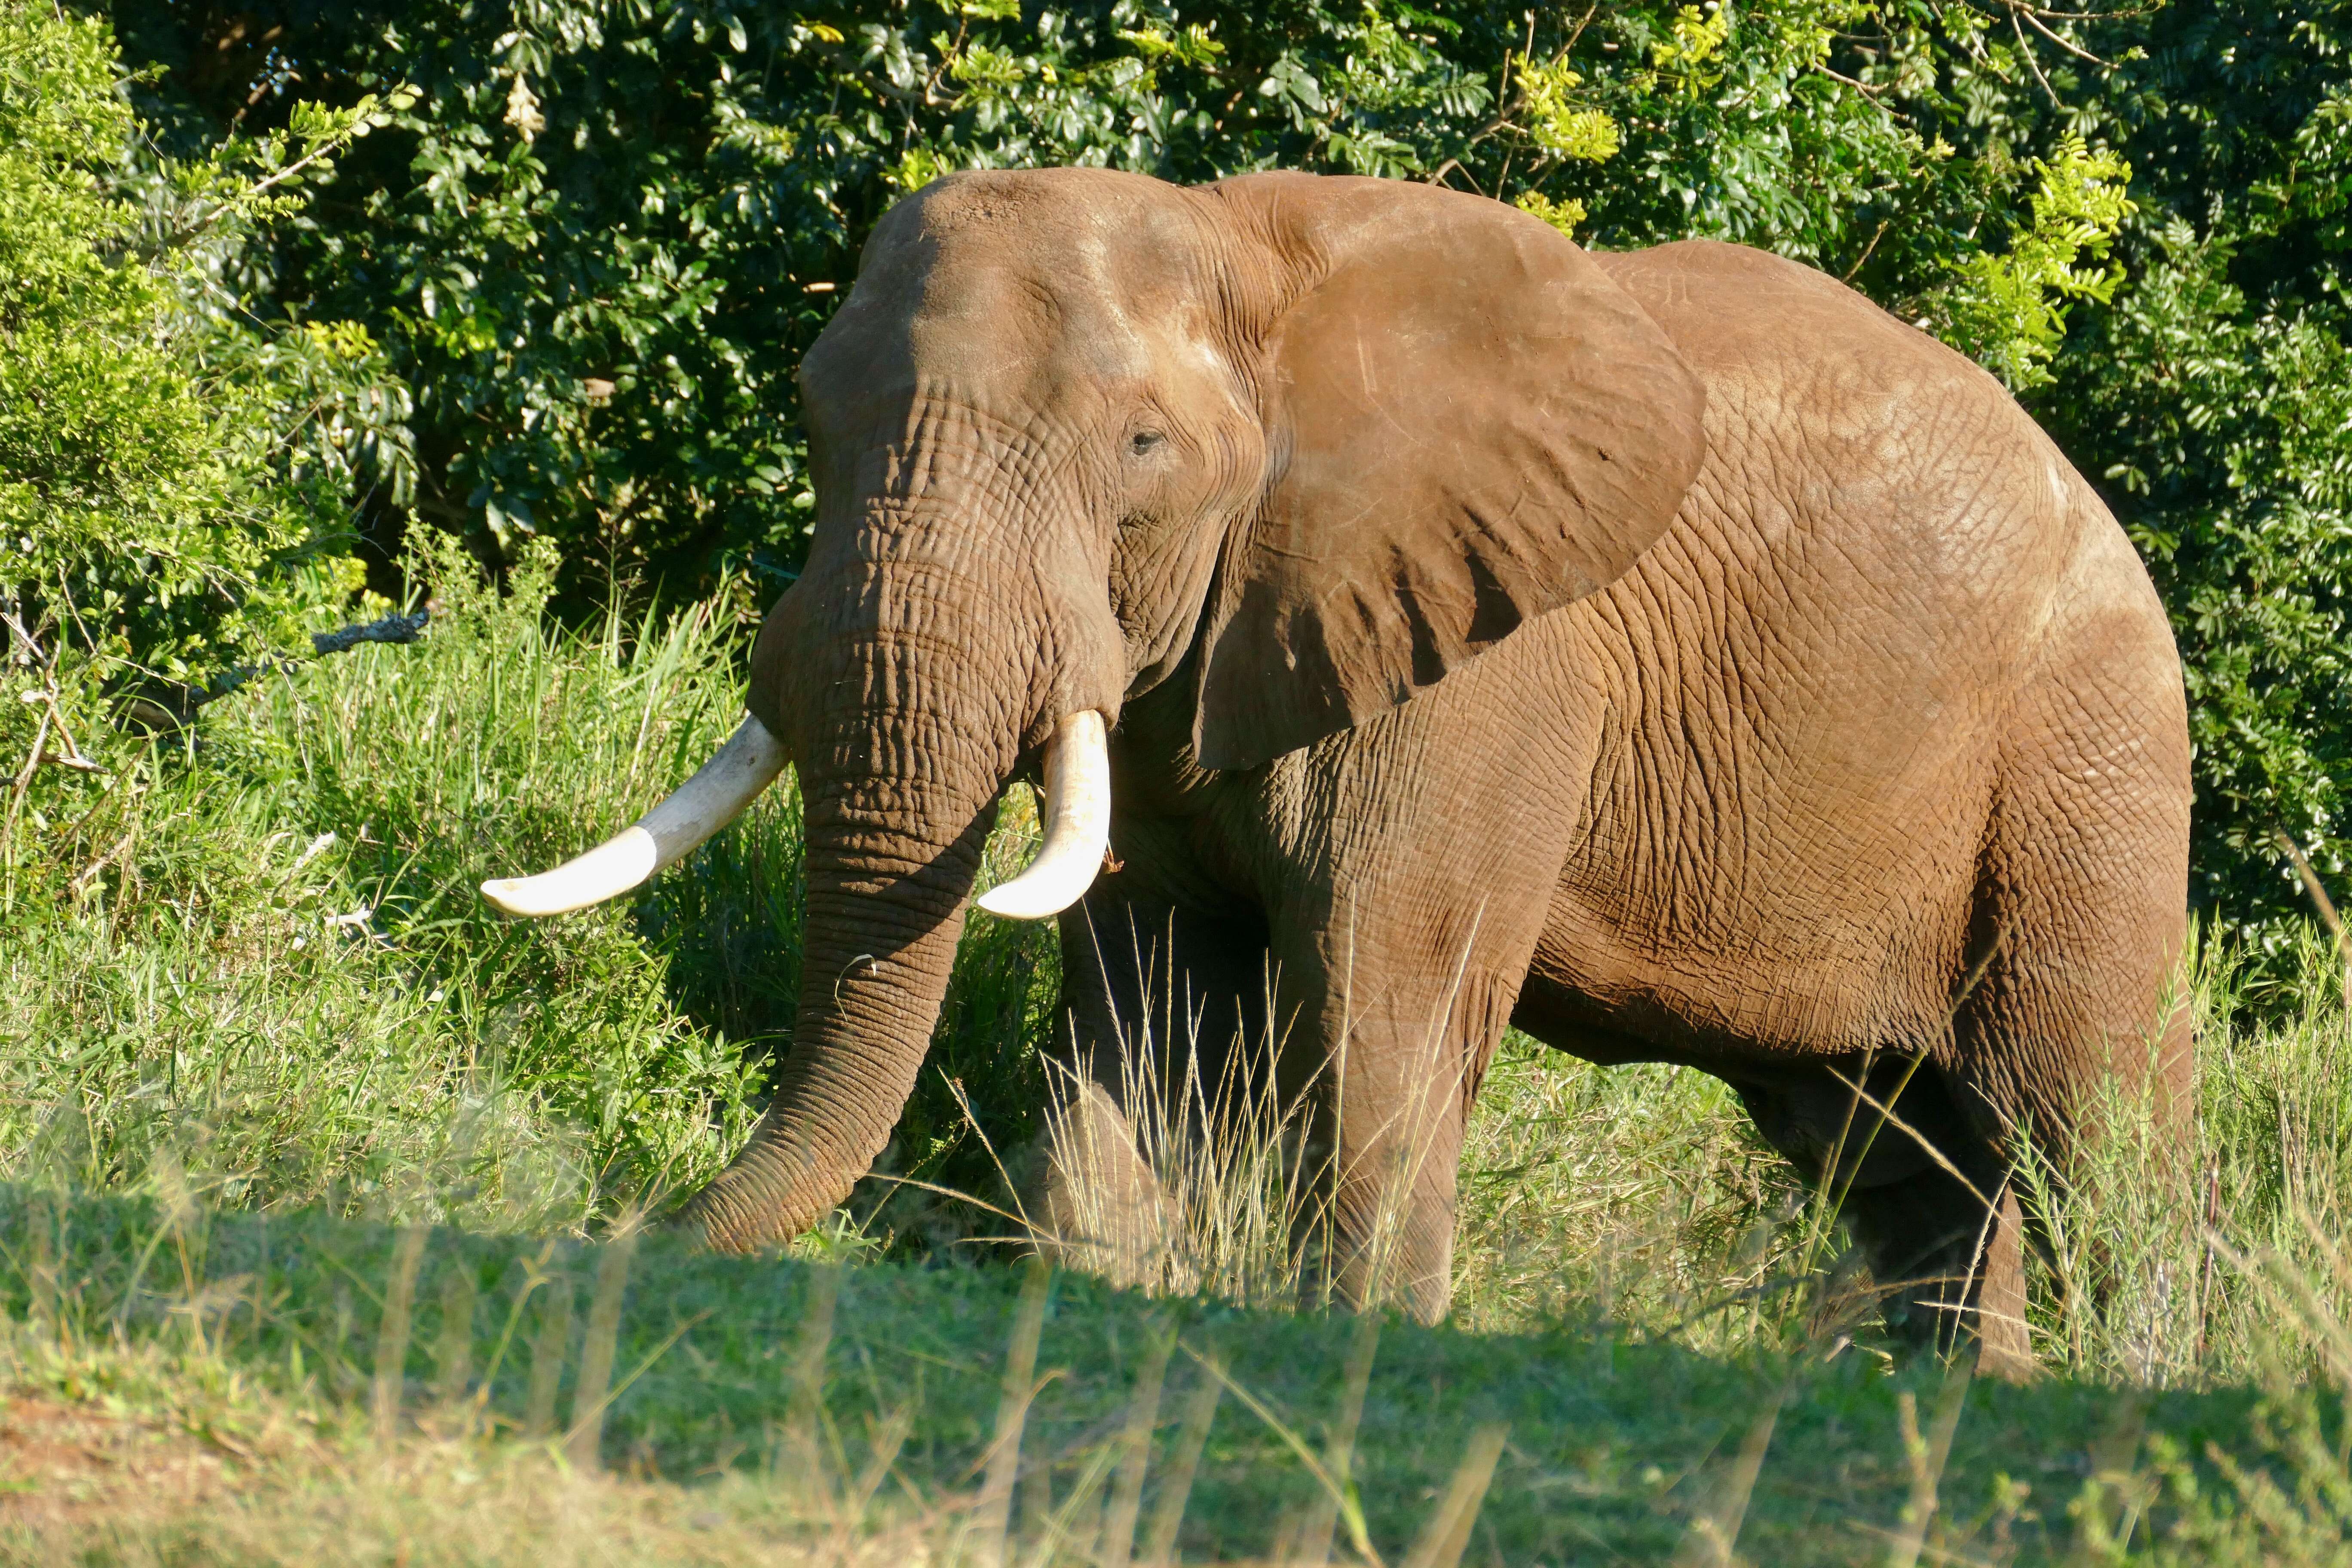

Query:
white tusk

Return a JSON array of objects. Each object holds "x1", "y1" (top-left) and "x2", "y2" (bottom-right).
[
  {"x1": 481, "y1": 714, "x2": 788, "y2": 918},
  {"x1": 976, "y1": 710, "x2": 1110, "y2": 921}
]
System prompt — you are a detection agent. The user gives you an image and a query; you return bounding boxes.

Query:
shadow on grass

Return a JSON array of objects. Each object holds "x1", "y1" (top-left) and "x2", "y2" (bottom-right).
[{"x1": 0, "y1": 1182, "x2": 2268, "y2": 1565}]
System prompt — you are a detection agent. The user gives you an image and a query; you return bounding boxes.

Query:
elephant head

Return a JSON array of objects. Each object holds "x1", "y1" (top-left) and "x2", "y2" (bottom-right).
[{"x1": 482, "y1": 168, "x2": 1706, "y2": 1250}]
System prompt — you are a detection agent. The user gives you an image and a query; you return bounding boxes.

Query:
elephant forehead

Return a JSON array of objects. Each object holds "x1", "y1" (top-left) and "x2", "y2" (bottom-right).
[
  {"x1": 904, "y1": 251, "x2": 1154, "y2": 385},
  {"x1": 823, "y1": 174, "x2": 1217, "y2": 398}
]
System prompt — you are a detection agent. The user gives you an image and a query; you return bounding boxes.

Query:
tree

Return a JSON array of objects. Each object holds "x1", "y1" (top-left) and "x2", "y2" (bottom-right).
[
  {"x1": 3, "y1": 0, "x2": 413, "y2": 843},
  {"x1": 2035, "y1": 0, "x2": 2352, "y2": 952},
  {"x1": 104, "y1": 0, "x2": 2058, "y2": 604},
  {"x1": 106, "y1": 0, "x2": 2346, "y2": 959}
]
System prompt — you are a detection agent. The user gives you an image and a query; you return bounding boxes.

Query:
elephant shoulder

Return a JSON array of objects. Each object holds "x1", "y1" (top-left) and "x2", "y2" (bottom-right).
[{"x1": 1590, "y1": 240, "x2": 1994, "y2": 403}]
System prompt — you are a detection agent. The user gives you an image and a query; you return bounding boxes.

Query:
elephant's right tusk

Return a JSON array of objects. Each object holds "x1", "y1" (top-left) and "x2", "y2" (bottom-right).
[
  {"x1": 481, "y1": 714, "x2": 789, "y2": 918},
  {"x1": 976, "y1": 710, "x2": 1110, "y2": 921}
]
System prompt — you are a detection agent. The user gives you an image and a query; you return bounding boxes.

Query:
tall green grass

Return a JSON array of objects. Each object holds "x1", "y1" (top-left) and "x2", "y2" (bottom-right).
[
  {"x1": 12, "y1": 551, "x2": 2352, "y2": 1388},
  {"x1": 20, "y1": 564, "x2": 2352, "y2": 1557},
  {"x1": 1452, "y1": 928, "x2": 2352, "y2": 1389},
  {"x1": 0, "y1": 542, "x2": 1055, "y2": 1241}
]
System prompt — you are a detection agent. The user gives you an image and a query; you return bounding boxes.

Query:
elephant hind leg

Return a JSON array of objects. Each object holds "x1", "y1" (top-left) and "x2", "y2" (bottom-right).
[
  {"x1": 1923, "y1": 598, "x2": 2195, "y2": 1370},
  {"x1": 1888, "y1": 671, "x2": 2193, "y2": 1375},
  {"x1": 1838, "y1": 1138, "x2": 2033, "y2": 1379},
  {"x1": 1743, "y1": 1056, "x2": 2033, "y2": 1375}
]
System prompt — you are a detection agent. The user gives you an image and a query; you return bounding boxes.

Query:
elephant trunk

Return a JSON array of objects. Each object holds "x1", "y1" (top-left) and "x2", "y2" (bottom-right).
[
  {"x1": 683, "y1": 525, "x2": 1122, "y2": 1250},
  {"x1": 683, "y1": 748, "x2": 997, "y2": 1250}
]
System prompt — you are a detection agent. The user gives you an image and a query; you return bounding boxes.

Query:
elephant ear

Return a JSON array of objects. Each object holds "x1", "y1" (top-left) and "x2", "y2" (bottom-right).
[{"x1": 1193, "y1": 174, "x2": 1706, "y2": 771}]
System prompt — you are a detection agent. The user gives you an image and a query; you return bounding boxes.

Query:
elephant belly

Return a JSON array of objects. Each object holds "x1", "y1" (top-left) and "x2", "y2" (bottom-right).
[
  {"x1": 1513, "y1": 726, "x2": 1990, "y2": 1075},
  {"x1": 1509, "y1": 940, "x2": 1953, "y2": 1075}
]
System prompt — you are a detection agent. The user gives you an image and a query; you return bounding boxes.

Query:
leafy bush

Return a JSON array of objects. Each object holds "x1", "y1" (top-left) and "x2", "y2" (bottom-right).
[
  {"x1": 113, "y1": 0, "x2": 2352, "y2": 946},
  {"x1": 0, "y1": 0, "x2": 410, "y2": 692},
  {"x1": 0, "y1": 544, "x2": 767, "y2": 1228},
  {"x1": 2033, "y1": 0, "x2": 2352, "y2": 946},
  {"x1": 102, "y1": 0, "x2": 2064, "y2": 596}
]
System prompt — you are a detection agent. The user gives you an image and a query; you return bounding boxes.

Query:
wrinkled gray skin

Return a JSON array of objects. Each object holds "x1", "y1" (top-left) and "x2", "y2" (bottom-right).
[{"x1": 680, "y1": 167, "x2": 2192, "y2": 1374}]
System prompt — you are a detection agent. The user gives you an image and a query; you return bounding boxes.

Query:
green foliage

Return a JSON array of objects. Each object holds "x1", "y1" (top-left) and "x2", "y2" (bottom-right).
[
  {"x1": 1931, "y1": 134, "x2": 2135, "y2": 391},
  {"x1": 100, "y1": 0, "x2": 2026, "y2": 606},
  {"x1": 1512, "y1": 187, "x2": 1588, "y2": 236},
  {"x1": 1513, "y1": 55, "x2": 1621, "y2": 163},
  {"x1": 2034, "y1": 0, "x2": 2352, "y2": 947},
  {"x1": 0, "y1": 547, "x2": 1061, "y2": 1240},
  {"x1": 87, "y1": 0, "x2": 2352, "y2": 953},
  {"x1": 0, "y1": 0, "x2": 411, "y2": 701},
  {"x1": 0, "y1": 545, "x2": 767, "y2": 1227}
]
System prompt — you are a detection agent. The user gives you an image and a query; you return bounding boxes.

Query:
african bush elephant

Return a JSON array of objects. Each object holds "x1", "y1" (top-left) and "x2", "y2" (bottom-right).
[{"x1": 484, "y1": 167, "x2": 2192, "y2": 1372}]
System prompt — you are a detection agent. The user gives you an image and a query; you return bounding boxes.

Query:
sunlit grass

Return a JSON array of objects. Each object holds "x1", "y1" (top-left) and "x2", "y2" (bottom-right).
[
  {"x1": 18, "y1": 566, "x2": 2352, "y2": 1557},
  {"x1": 0, "y1": 541, "x2": 1058, "y2": 1242}
]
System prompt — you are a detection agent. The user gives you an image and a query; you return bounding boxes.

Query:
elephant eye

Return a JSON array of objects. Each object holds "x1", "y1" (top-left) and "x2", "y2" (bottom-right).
[{"x1": 1129, "y1": 429, "x2": 1166, "y2": 456}]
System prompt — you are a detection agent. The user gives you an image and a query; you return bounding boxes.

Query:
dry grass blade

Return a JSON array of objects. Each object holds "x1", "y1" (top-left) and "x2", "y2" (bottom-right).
[
  {"x1": 565, "y1": 1216, "x2": 641, "y2": 1470},
  {"x1": 1101, "y1": 1317, "x2": 1176, "y2": 1568},
  {"x1": 1183, "y1": 1341, "x2": 1386, "y2": 1568},
  {"x1": 782, "y1": 1262, "x2": 842, "y2": 1508},
  {"x1": 2069, "y1": 1389, "x2": 2151, "y2": 1559},
  {"x1": 1883, "y1": 1362, "x2": 1971, "y2": 1568},
  {"x1": 523, "y1": 1270, "x2": 574, "y2": 1441},
  {"x1": 1402, "y1": 1422, "x2": 1508, "y2": 1568},
  {"x1": 830, "y1": 1404, "x2": 914, "y2": 1562},
  {"x1": 432, "y1": 1262, "x2": 477, "y2": 1411},
  {"x1": 1141, "y1": 1349, "x2": 1223, "y2": 1568},
  {"x1": 2274, "y1": 829, "x2": 2352, "y2": 1011},
  {"x1": 970, "y1": 1255, "x2": 1054, "y2": 1568},
  {"x1": 1674, "y1": 1381, "x2": 1787, "y2": 1568},
  {"x1": 1020, "y1": 1438, "x2": 1122, "y2": 1568},
  {"x1": 1300, "y1": 1308, "x2": 1383, "y2": 1568},
  {"x1": 373, "y1": 1223, "x2": 429, "y2": 1446}
]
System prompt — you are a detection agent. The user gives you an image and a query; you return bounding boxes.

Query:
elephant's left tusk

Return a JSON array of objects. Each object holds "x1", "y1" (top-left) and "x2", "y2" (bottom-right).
[
  {"x1": 481, "y1": 714, "x2": 789, "y2": 918},
  {"x1": 976, "y1": 710, "x2": 1110, "y2": 921}
]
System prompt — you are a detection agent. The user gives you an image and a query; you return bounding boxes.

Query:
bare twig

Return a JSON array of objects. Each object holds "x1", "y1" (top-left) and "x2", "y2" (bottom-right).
[
  {"x1": 1814, "y1": 61, "x2": 1890, "y2": 97},
  {"x1": 1843, "y1": 220, "x2": 1893, "y2": 283},
  {"x1": 2011, "y1": 3, "x2": 2114, "y2": 66},
  {"x1": 2012, "y1": 11, "x2": 2062, "y2": 106},
  {"x1": 2273, "y1": 829, "x2": 2352, "y2": 1012},
  {"x1": 127, "y1": 606, "x2": 435, "y2": 733},
  {"x1": 4, "y1": 609, "x2": 104, "y2": 851},
  {"x1": 1403, "y1": 1424, "x2": 1510, "y2": 1568}
]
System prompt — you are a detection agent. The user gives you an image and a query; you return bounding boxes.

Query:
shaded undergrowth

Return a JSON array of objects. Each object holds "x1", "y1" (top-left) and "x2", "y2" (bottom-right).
[
  {"x1": 0, "y1": 1183, "x2": 2297, "y2": 1565},
  {"x1": 16, "y1": 570, "x2": 2352, "y2": 1556}
]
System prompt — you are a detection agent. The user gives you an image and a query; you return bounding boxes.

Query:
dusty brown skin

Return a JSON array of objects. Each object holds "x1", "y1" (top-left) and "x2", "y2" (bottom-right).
[{"x1": 684, "y1": 168, "x2": 2192, "y2": 1371}]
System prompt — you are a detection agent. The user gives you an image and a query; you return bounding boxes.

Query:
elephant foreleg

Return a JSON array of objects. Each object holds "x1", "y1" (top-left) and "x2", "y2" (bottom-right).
[
  {"x1": 1278, "y1": 912, "x2": 1528, "y2": 1323},
  {"x1": 1035, "y1": 892, "x2": 1273, "y2": 1292}
]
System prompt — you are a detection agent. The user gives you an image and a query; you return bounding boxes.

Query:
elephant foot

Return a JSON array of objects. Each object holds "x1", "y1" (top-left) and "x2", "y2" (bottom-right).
[{"x1": 1847, "y1": 1173, "x2": 2038, "y2": 1381}]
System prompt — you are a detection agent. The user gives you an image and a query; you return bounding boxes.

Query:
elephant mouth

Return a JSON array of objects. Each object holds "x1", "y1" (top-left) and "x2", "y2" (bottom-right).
[{"x1": 479, "y1": 707, "x2": 1113, "y2": 923}]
